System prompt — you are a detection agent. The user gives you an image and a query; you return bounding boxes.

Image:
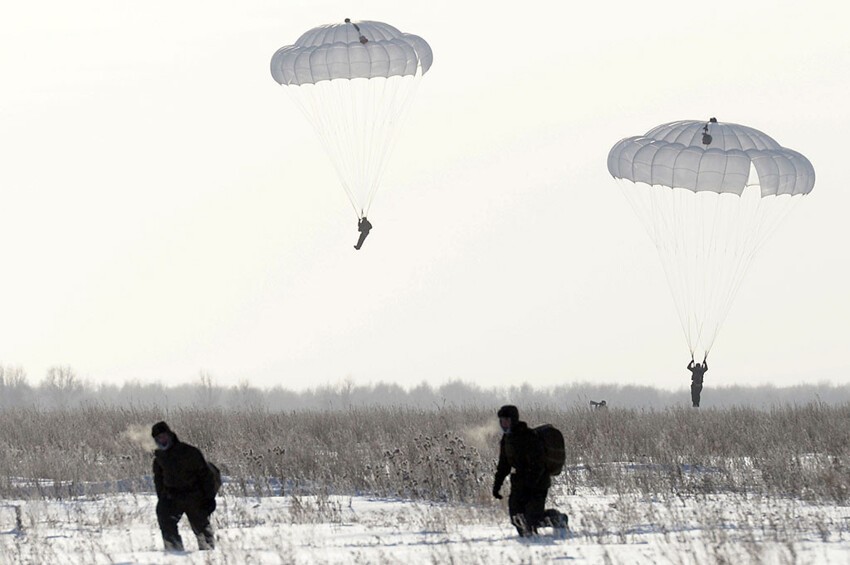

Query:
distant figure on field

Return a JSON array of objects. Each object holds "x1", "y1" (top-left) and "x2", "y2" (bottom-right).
[
  {"x1": 590, "y1": 400, "x2": 607, "y2": 409},
  {"x1": 354, "y1": 216, "x2": 372, "y2": 250},
  {"x1": 688, "y1": 357, "x2": 708, "y2": 408},
  {"x1": 152, "y1": 421, "x2": 218, "y2": 552},
  {"x1": 492, "y1": 405, "x2": 568, "y2": 537}
]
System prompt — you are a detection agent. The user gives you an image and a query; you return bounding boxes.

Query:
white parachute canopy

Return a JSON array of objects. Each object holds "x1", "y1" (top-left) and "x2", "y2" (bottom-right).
[
  {"x1": 607, "y1": 118, "x2": 815, "y2": 359},
  {"x1": 270, "y1": 19, "x2": 433, "y2": 219}
]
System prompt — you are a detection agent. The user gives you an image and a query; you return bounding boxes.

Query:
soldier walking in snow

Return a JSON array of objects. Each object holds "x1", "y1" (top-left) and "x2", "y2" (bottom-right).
[
  {"x1": 152, "y1": 421, "x2": 218, "y2": 551},
  {"x1": 492, "y1": 405, "x2": 568, "y2": 537}
]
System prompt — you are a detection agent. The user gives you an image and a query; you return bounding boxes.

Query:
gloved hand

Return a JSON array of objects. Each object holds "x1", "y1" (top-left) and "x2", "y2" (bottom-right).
[
  {"x1": 202, "y1": 498, "x2": 217, "y2": 514},
  {"x1": 492, "y1": 484, "x2": 503, "y2": 500}
]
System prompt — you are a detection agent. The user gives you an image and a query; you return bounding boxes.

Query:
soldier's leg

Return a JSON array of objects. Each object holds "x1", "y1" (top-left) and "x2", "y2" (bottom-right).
[
  {"x1": 185, "y1": 500, "x2": 215, "y2": 550},
  {"x1": 156, "y1": 498, "x2": 185, "y2": 551},
  {"x1": 508, "y1": 486, "x2": 532, "y2": 537},
  {"x1": 523, "y1": 488, "x2": 547, "y2": 534},
  {"x1": 354, "y1": 232, "x2": 367, "y2": 249}
]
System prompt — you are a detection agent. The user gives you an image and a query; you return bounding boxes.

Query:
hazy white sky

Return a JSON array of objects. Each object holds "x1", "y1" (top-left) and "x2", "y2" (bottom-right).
[{"x1": 1, "y1": 0, "x2": 848, "y2": 391}]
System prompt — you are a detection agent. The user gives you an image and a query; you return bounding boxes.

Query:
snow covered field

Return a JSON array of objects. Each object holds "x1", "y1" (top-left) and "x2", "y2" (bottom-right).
[
  {"x1": 2, "y1": 486, "x2": 849, "y2": 564},
  {"x1": 3, "y1": 405, "x2": 850, "y2": 563}
]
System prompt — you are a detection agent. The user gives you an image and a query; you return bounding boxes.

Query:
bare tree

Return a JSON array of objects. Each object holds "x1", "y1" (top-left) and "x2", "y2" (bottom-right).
[
  {"x1": 42, "y1": 366, "x2": 83, "y2": 408},
  {"x1": 229, "y1": 379, "x2": 265, "y2": 410},
  {"x1": 196, "y1": 371, "x2": 221, "y2": 407},
  {"x1": 0, "y1": 365, "x2": 30, "y2": 408}
]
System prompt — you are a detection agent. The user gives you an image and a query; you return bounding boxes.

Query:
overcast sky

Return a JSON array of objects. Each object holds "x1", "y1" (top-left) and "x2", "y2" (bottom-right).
[{"x1": 0, "y1": 0, "x2": 848, "y2": 391}]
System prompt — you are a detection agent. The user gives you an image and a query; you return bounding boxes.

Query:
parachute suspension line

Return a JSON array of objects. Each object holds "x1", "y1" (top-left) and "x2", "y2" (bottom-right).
[
  {"x1": 686, "y1": 188, "x2": 703, "y2": 352},
  {"x1": 706, "y1": 191, "x2": 804, "y2": 354},
  {"x1": 698, "y1": 188, "x2": 726, "y2": 356},
  {"x1": 683, "y1": 188, "x2": 703, "y2": 353},
  {"x1": 349, "y1": 78, "x2": 372, "y2": 217},
  {"x1": 660, "y1": 186, "x2": 688, "y2": 348},
  {"x1": 681, "y1": 194, "x2": 698, "y2": 352},
  {"x1": 685, "y1": 194, "x2": 717, "y2": 349},
  {"x1": 695, "y1": 191, "x2": 748, "y2": 356},
  {"x1": 616, "y1": 179, "x2": 694, "y2": 350},
  {"x1": 285, "y1": 75, "x2": 412, "y2": 220},
  {"x1": 752, "y1": 192, "x2": 799, "y2": 252},
  {"x1": 638, "y1": 182, "x2": 756, "y2": 358},
  {"x1": 361, "y1": 75, "x2": 393, "y2": 218},
  {"x1": 363, "y1": 73, "x2": 424, "y2": 217},
  {"x1": 327, "y1": 81, "x2": 364, "y2": 219},
  {"x1": 366, "y1": 76, "x2": 404, "y2": 216},
  {"x1": 349, "y1": 77, "x2": 370, "y2": 215},
  {"x1": 704, "y1": 191, "x2": 760, "y2": 353},
  {"x1": 698, "y1": 196, "x2": 724, "y2": 356},
  {"x1": 284, "y1": 83, "x2": 361, "y2": 218},
  {"x1": 306, "y1": 75, "x2": 422, "y2": 220},
  {"x1": 664, "y1": 186, "x2": 690, "y2": 349},
  {"x1": 617, "y1": 177, "x2": 763, "y2": 358},
  {"x1": 689, "y1": 192, "x2": 705, "y2": 351},
  {"x1": 645, "y1": 183, "x2": 694, "y2": 350}
]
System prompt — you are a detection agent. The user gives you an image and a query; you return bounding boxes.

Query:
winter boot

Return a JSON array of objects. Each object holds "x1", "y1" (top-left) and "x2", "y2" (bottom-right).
[
  {"x1": 552, "y1": 512, "x2": 569, "y2": 539},
  {"x1": 196, "y1": 531, "x2": 215, "y2": 550},
  {"x1": 543, "y1": 509, "x2": 569, "y2": 539},
  {"x1": 511, "y1": 513, "x2": 533, "y2": 537},
  {"x1": 163, "y1": 537, "x2": 184, "y2": 552}
]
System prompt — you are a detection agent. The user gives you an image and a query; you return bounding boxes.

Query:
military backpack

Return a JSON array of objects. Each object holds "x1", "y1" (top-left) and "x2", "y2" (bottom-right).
[{"x1": 534, "y1": 424, "x2": 566, "y2": 476}]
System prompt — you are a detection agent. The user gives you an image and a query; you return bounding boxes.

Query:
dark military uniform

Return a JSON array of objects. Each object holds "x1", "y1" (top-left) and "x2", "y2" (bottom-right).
[
  {"x1": 152, "y1": 422, "x2": 217, "y2": 551},
  {"x1": 354, "y1": 217, "x2": 372, "y2": 250},
  {"x1": 493, "y1": 405, "x2": 568, "y2": 537},
  {"x1": 494, "y1": 420, "x2": 551, "y2": 535},
  {"x1": 688, "y1": 360, "x2": 708, "y2": 407}
]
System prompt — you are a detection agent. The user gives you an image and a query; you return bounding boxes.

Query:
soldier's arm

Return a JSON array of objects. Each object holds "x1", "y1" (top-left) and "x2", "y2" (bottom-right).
[
  {"x1": 494, "y1": 439, "x2": 511, "y2": 489},
  {"x1": 153, "y1": 458, "x2": 163, "y2": 498}
]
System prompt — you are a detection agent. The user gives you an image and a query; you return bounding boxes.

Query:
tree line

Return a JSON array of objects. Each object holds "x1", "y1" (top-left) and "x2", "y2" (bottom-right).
[{"x1": 0, "y1": 364, "x2": 846, "y2": 411}]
